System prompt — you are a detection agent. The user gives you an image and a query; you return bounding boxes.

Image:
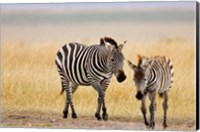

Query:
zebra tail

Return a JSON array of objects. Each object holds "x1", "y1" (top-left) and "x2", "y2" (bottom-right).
[
  {"x1": 159, "y1": 93, "x2": 164, "y2": 98},
  {"x1": 60, "y1": 88, "x2": 65, "y2": 95}
]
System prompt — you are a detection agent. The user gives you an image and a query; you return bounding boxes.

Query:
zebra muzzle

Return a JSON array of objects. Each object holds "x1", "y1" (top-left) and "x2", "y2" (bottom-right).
[
  {"x1": 116, "y1": 71, "x2": 126, "y2": 82},
  {"x1": 136, "y1": 91, "x2": 143, "y2": 100}
]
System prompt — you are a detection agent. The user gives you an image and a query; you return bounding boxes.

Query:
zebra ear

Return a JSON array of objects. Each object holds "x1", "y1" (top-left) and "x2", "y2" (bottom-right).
[
  {"x1": 118, "y1": 40, "x2": 127, "y2": 51},
  {"x1": 128, "y1": 60, "x2": 137, "y2": 71},
  {"x1": 100, "y1": 38, "x2": 105, "y2": 45},
  {"x1": 105, "y1": 42, "x2": 115, "y2": 52}
]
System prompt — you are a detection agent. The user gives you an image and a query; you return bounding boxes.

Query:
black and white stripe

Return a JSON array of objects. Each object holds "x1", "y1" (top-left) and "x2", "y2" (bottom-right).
[
  {"x1": 128, "y1": 55, "x2": 174, "y2": 129},
  {"x1": 145, "y1": 56, "x2": 174, "y2": 93},
  {"x1": 55, "y1": 37, "x2": 126, "y2": 120}
]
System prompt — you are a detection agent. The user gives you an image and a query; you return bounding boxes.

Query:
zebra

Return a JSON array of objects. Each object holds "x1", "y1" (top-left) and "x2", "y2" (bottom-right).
[
  {"x1": 55, "y1": 37, "x2": 127, "y2": 121},
  {"x1": 128, "y1": 55, "x2": 174, "y2": 129}
]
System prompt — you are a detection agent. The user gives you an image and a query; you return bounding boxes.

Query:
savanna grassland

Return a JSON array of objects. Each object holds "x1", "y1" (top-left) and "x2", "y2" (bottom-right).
[{"x1": 1, "y1": 33, "x2": 196, "y2": 130}]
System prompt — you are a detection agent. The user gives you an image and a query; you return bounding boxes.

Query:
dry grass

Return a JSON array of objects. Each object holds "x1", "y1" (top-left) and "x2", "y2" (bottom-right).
[{"x1": 1, "y1": 38, "x2": 196, "y2": 130}]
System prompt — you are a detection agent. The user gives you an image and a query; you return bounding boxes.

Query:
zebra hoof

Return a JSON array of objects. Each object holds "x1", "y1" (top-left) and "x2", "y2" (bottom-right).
[
  {"x1": 145, "y1": 121, "x2": 149, "y2": 126},
  {"x1": 150, "y1": 122, "x2": 155, "y2": 129},
  {"x1": 72, "y1": 113, "x2": 78, "y2": 119},
  {"x1": 163, "y1": 123, "x2": 167, "y2": 129},
  {"x1": 95, "y1": 113, "x2": 102, "y2": 120},
  {"x1": 102, "y1": 113, "x2": 108, "y2": 121},
  {"x1": 63, "y1": 115, "x2": 67, "y2": 118},
  {"x1": 63, "y1": 111, "x2": 68, "y2": 118}
]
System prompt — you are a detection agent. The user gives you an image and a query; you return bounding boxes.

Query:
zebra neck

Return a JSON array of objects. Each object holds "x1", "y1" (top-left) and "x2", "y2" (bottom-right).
[
  {"x1": 101, "y1": 48, "x2": 112, "y2": 73},
  {"x1": 93, "y1": 46, "x2": 110, "y2": 73}
]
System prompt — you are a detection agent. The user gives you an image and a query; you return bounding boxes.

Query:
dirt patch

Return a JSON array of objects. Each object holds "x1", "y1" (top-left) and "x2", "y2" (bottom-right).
[{"x1": 0, "y1": 111, "x2": 195, "y2": 130}]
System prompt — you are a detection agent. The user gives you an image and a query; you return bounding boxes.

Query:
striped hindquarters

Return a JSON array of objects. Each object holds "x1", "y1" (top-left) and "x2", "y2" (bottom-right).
[
  {"x1": 55, "y1": 43, "x2": 91, "y2": 85},
  {"x1": 164, "y1": 56, "x2": 174, "y2": 89}
]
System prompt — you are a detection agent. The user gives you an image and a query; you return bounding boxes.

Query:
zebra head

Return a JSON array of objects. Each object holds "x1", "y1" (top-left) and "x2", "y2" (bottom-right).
[
  {"x1": 128, "y1": 55, "x2": 154, "y2": 100},
  {"x1": 101, "y1": 37, "x2": 127, "y2": 83}
]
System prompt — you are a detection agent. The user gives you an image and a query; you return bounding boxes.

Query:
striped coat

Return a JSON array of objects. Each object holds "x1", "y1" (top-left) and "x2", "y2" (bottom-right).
[{"x1": 55, "y1": 37, "x2": 126, "y2": 120}]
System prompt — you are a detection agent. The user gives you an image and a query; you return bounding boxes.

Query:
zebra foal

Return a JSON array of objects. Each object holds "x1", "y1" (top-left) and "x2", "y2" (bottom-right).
[
  {"x1": 55, "y1": 37, "x2": 127, "y2": 120},
  {"x1": 128, "y1": 55, "x2": 174, "y2": 129}
]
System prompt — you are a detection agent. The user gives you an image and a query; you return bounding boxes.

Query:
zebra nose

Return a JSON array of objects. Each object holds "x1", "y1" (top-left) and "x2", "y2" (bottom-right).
[
  {"x1": 136, "y1": 91, "x2": 143, "y2": 100},
  {"x1": 117, "y1": 71, "x2": 126, "y2": 82}
]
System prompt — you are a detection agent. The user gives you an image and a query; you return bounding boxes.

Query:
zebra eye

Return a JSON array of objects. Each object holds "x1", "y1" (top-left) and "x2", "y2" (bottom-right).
[{"x1": 111, "y1": 58, "x2": 115, "y2": 62}]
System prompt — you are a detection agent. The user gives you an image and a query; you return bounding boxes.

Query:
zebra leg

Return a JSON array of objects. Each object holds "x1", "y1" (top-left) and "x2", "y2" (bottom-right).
[
  {"x1": 102, "y1": 94, "x2": 108, "y2": 121},
  {"x1": 64, "y1": 82, "x2": 78, "y2": 119},
  {"x1": 91, "y1": 82, "x2": 104, "y2": 120},
  {"x1": 149, "y1": 91, "x2": 157, "y2": 129},
  {"x1": 95, "y1": 96, "x2": 102, "y2": 120},
  {"x1": 70, "y1": 83, "x2": 78, "y2": 119},
  {"x1": 57, "y1": 71, "x2": 69, "y2": 118},
  {"x1": 141, "y1": 95, "x2": 149, "y2": 126},
  {"x1": 63, "y1": 103, "x2": 69, "y2": 118},
  {"x1": 162, "y1": 91, "x2": 168, "y2": 128},
  {"x1": 62, "y1": 80, "x2": 70, "y2": 118},
  {"x1": 63, "y1": 101, "x2": 69, "y2": 118},
  {"x1": 101, "y1": 79, "x2": 110, "y2": 121},
  {"x1": 95, "y1": 90, "x2": 105, "y2": 120}
]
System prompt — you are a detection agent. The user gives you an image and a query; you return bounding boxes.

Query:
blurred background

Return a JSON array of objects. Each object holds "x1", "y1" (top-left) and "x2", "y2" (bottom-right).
[{"x1": 1, "y1": 2, "x2": 195, "y2": 44}]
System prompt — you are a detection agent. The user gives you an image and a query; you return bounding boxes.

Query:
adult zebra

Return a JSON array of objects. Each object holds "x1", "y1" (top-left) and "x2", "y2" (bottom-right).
[
  {"x1": 128, "y1": 55, "x2": 174, "y2": 129},
  {"x1": 55, "y1": 37, "x2": 127, "y2": 121}
]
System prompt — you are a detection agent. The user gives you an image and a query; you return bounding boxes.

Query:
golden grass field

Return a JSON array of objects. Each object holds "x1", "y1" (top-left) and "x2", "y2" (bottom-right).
[{"x1": 1, "y1": 35, "x2": 196, "y2": 130}]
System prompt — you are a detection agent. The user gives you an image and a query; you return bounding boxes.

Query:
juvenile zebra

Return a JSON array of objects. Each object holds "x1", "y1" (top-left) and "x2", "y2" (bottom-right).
[
  {"x1": 55, "y1": 37, "x2": 127, "y2": 121},
  {"x1": 128, "y1": 55, "x2": 174, "y2": 129}
]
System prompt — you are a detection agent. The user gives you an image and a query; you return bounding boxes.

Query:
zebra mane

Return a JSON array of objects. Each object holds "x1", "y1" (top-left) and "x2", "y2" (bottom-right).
[
  {"x1": 137, "y1": 54, "x2": 143, "y2": 66},
  {"x1": 100, "y1": 38, "x2": 104, "y2": 45},
  {"x1": 100, "y1": 37, "x2": 118, "y2": 48},
  {"x1": 137, "y1": 55, "x2": 154, "y2": 69}
]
